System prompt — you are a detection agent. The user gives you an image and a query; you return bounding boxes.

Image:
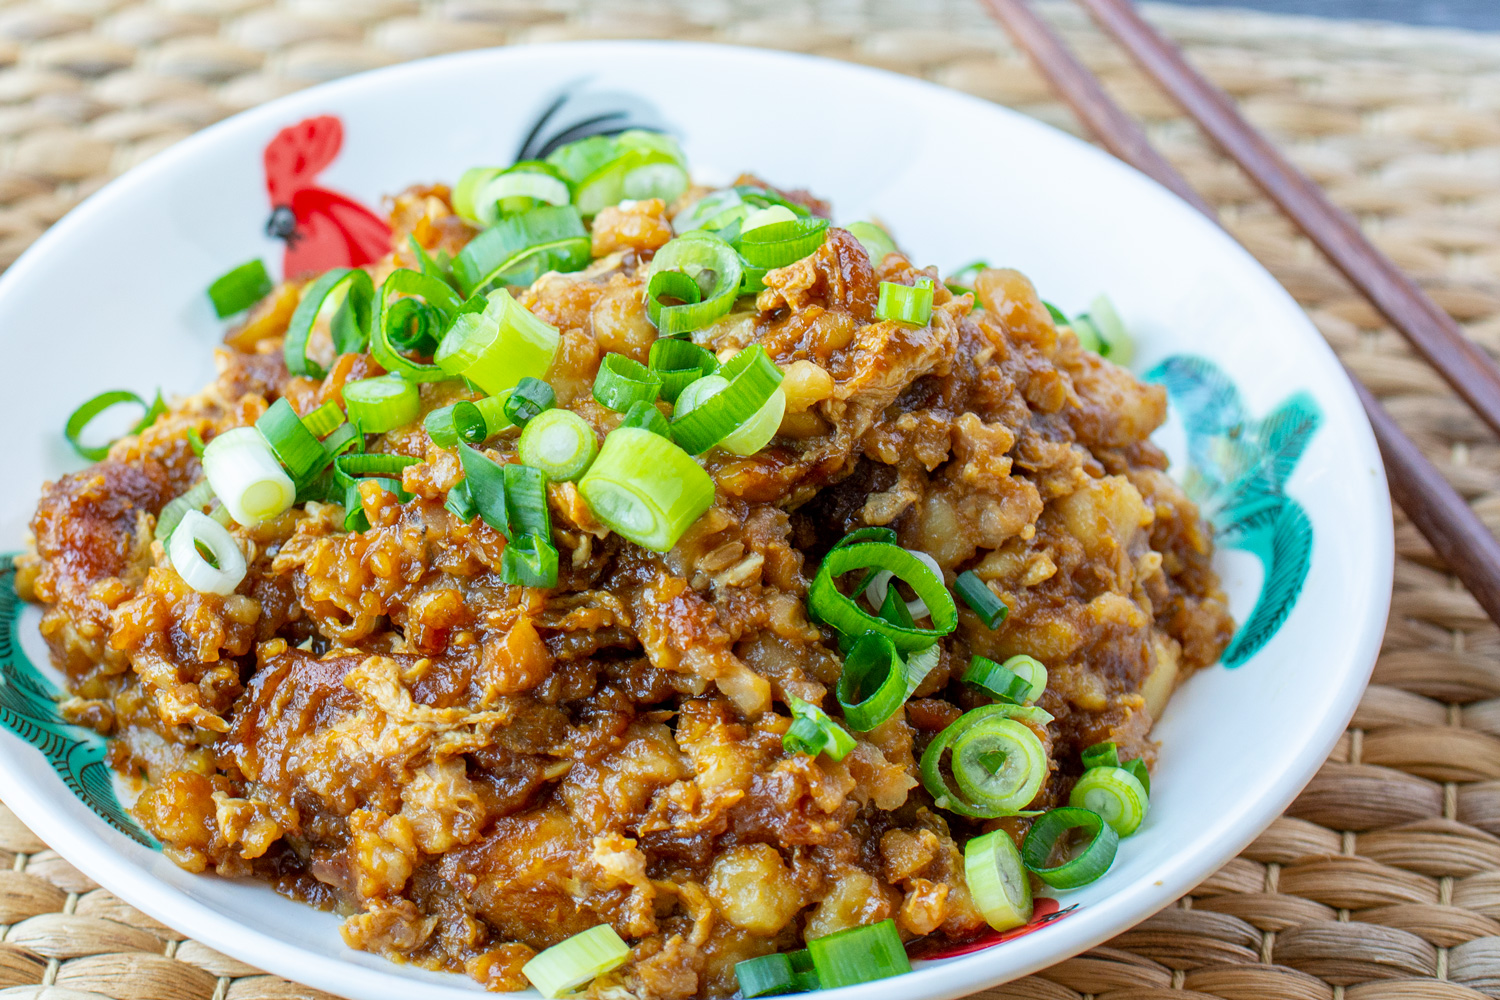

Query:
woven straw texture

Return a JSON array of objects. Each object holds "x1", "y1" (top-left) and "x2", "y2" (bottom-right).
[{"x1": 1, "y1": 1, "x2": 1499, "y2": 998}]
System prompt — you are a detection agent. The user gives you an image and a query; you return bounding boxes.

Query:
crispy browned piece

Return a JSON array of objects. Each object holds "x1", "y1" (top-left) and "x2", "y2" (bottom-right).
[{"x1": 22, "y1": 187, "x2": 1231, "y2": 998}]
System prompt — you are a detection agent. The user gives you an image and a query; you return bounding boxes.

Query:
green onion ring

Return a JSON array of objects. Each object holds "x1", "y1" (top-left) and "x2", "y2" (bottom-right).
[
  {"x1": 964, "y1": 829, "x2": 1034, "y2": 932},
  {"x1": 343, "y1": 374, "x2": 419, "y2": 434},
  {"x1": 876, "y1": 277, "x2": 935, "y2": 327},
  {"x1": 64, "y1": 389, "x2": 166, "y2": 461},
  {"x1": 956, "y1": 568, "x2": 1009, "y2": 629},
  {"x1": 503, "y1": 376, "x2": 555, "y2": 427},
  {"x1": 284, "y1": 268, "x2": 374, "y2": 379},
  {"x1": 808, "y1": 541, "x2": 957, "y2": 652},
  {"x1": 619, "y1": 399, "x2": 671, "y2": 437},
  {"x1": 806, "y1": 919, "x2": 909, "y2": 988},
  {"x1": 668, "y1": 345, "x2": 783, "y2": 455},
  {"x1": 1068, "y1": 766, "x2": 1149, "y2": 836},
  {"x1": 835, "y1": 633, "x2": 908, "y2": 731},
  {"x1": 517, "y1": 408, "x2": 597, "y2": 481},
  {"x1": 254, "y1": 397, "x2": 326, "y2": 484},
  {"x1": 648, "y1": 337, "x2": 719, "y2": 403},
  {"x1": 735, "y1": 217, "x2": 828, "y2": 270},
  {"x1": 577, "y1": 427, "x2": 714, "y2": 552},
  {"x1": 1020, "y1": 806, "x2": 1120, "y2": 889},
  {"x1": 207, "y1": 258, "x2": 272, "y2": 318},
  {"x1": 644, "y1": 231, "x2": 744, "y2": 336},
  {"x1": 964, "y1": 656, "x2": 1034, "y2": 705},
  {"x1": 783, "y1": 696, "x2": 856, "y2": 761},
  {"x1": 372, "y1": 269, "x2": 462, "y2": 382},
  {"x1": 592, "y1": 353, "x2": 662, "y2": 412},
  {"x1": 1081, "y1": 742, "x2": 1121, "y2": 771},
  {"x1": 457, "y1": 443, "x2": 509, "y2": 535},
  {"x1": 521, "y1": 924, "x2": 630, "y2": 999},
  {"x1": 919, "y1": 703, "x2": 1052, "y2": 818},
  {"x1": 424, "y1": 400, "x2": 488, "y2": 449}
]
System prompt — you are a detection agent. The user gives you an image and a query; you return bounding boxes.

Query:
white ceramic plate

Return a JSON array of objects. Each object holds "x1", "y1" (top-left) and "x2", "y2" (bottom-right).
[{"x1": 0, "y1": 41, "x2": 1391, "y2": 1000}]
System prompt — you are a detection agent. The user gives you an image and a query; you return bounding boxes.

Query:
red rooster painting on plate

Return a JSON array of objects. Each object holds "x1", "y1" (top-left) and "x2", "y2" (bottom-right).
[{"x1": 263, "y1": 115, "x2": 390, "y2": 278}]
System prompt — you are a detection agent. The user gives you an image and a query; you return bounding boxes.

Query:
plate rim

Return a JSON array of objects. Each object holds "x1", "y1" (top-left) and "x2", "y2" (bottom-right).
[{"x1": 0, "y1": 38, "x2": 1395, "y2": 1000}]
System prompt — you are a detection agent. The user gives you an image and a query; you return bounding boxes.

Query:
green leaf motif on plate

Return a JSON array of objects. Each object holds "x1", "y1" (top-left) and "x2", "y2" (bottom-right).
[
  {"x1": 0, "y1": 552, "x2": 157, "y2": 848},
  {"x1": 1147, "y1": 356, "x2": 1321, "y2": 667}
]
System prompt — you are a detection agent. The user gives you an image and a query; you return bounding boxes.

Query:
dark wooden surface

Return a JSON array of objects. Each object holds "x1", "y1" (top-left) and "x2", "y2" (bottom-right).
[{"x1": 1168, "y1": 0, "x2": 1500, "y2": 31}]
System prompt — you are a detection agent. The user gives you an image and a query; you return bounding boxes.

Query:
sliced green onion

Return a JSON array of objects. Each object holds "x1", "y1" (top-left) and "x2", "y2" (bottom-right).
[
  {"x1": 876, "y1": 277, "x2": 935, "y2": 326},
  {"x1": 407, "y1": 234, "x2": 455, "y2": 290},
  {"x1": 474, "y1": 393, "x2": 514, "y2": 435},
  {"x1": 445, "y1": 479, "x2": 475, "y2": 521},
  {"x1": 919, "y1": 703, "x2": 1053, "y2": 818},
  {"x1": 1070, "y1": 312, "x2": 1105, "y2": 353},
  {"x1": 255, "y1": 398, "x2": 325, "y2": 484},
  {"x1": 563, "y1": 130, "x2": 688, "y2": 217},
  {"x1": 201, "y1": 427, "x2": 295, "y2": 527},
  {"x1": 1081, "y1": 742, "x2": 1120, "y2": 771},
  {"x1": 736, "y1": 217, "x2": 828, "y2": 270},
  {"x1": 719, "y1": 387, "x2": 785, "y2": 455},
  {"x1": 676, "y1": 185, "x2": 810, "y2": 238},
  {"x1": 878, "y1": 584, "x2": 914, "y2": 630},
  {"x1": 836, "y1": 634, "x2": 907, "y2": 732},
  {"x1": 1005, "y1": 655, "x2": 1048, "y2": 704},
  {"x1": 504, "y1": 463, "x2": 550, "y2": 540},
  {"x1": 645, "y1": 269, "x2": 702, "y2": 331},
  {"x1": 302, "y1": 401, "x2": 346, "y2": 439},
  {"x1": 334, "y1": 453, "x2": 417, "y2": 532},
  {"x1": 806, "y1": 919, "x2": 909, "y2": 988},
  {"x1": 619, "y1": 399, "x2": 671, "y2": 437},
  {"x1": 1044, "y1": 301, "x2": 1070, "y2": 326},
  {"x1": 154, "y1": 480, "x2": 216, "y2": 543},
  {"x1": 592, "y1": 353, "x2": 662, "y2": 412},
  {"x1": 1125, "y1": 758, "x2": 1152, "y2": 795},
  {"x1": 207, "y1": 259, "x2": 272, "y2": 318},
  {"x1": 518, "y1": 408, "x2": 597, "y2": 481},
  {"x1": 188, "y1": 427, "x2": 205, "y2": 457},
  {"x1": 452, "y1": 204, "x2": 591, "y2": 295},
  {"x1": 668, "y1": 346, "x2": 783, "y2": 455},
  {"x1": 865, "y1": 548, "x2": 944, "y2": 620},
  {"x1": 168, "y1": 510, "x2": 247, "y2": 595},
  {"x1": 956, "y1": 569, "x2": 1009, "y2": 629},
  {"x1": 371, "y1": 270, "x2": 462, "y2": 383},
  {"x1": 436, "y1": 289, "x2": 560, "y2": 395},
  {"x1": 808, "y1": 542, "x2": 957, "y2": 653},
  {"x1": 1021, "y1": 806, "x2": 1120, "y2": 889},
  {"x1": 284, "y1": 268, "x2": 374, "y2": 379},
  {"x1": 1070, "y1": 766, "x2": 1148, "y2": 836},
  {"x1": 741, "y1": 205, "x2": 798, "y2": 234},
  {"x1": 1081, "y1": 294, "x2": 1134, "y2": 365},
  {"x1": 521, "y1": 924, "x2": 631, "y2": 999},
  {"x1": 64, "y1": 390, "x2": 166, "y2": 461},
  {"x1": 846, "y1": 222, "x2": 898, "y2": 264},
  {"x1": 504, "y1": 376, "x2": 555, "y2": 427},
  {"x1": 648, "y1": 337, "x2": 718, "y2": 403},
  {"x1": 467, "y1": 162, "x2": 572, "y2": 226},
  {"x1": 834, "y1": 526, "x2": 899, "y2": 550},
  {"x1": 332, "y1": 452, "x2": 419, "y2": 494},
  {"x1": 382, "y1": 296, "x2": 445, "y2": 355},
  {"x1": 453, "y1": 166, "x2": 502, "y2": 222},
  {"x1": 319, "y1": 423, "x2": 361, "y2": 462},
  {"x1": 963, "y1": 656, "x2": 1033, "y2": 705},
  {"x1": 784, "y1": 696, "x2": 856, "y2": 761},
  {"x1": 424, "y1": 400, "x2": 488, "y2": 449},
  {"x1": 343, "y1": 375, "x2": 419, "y2": 434},
  {"x1": 457, "y1": 444, "x2": 508, "y2": 535},
  {"x1": 735, "y1": 953, "x2": 799, "y2": 998},
  {"x1": 578, "y1": 427, "x2": 713, "y2": 552},
  {"x1": 903, "y1": 644, "x2": 941, "y2": 698},
  {"x1": 502, "y1": 532, "x2": 559, "y2": 588},
  {"x1": 644, "y1": 231, "x2": 744, "y2": 336},
  {"x1": 964, "y1": 829, "x2": 1034, "y2": 932}
]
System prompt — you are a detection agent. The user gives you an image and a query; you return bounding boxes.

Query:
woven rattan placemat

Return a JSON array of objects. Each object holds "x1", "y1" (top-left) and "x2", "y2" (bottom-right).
[{"x1": 2, "y1": 1, "x2": 1498, "y2": 998}]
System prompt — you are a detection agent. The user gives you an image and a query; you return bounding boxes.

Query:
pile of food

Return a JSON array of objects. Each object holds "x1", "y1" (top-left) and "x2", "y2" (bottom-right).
[{"x1": 18, "y1": 127, "x2": 1233, "y2": 999}]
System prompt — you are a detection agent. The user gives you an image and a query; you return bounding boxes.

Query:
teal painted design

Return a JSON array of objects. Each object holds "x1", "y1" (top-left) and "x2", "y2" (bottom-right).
[
  {"x1": 1146, "y1": 356, "x2": 1321, "y2": 667},
  {"x1": 0, "y1": 553, "x2": 157, "y2": 847}
]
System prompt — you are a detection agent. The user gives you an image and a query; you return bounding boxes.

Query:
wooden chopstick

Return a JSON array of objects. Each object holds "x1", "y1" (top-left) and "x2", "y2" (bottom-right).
[
  {"x1": 978, "y1": 0, "x2": 1500, "y2": 625},
  {"x1": 1075, "y1": 0, "x2": 1500, "y2": 442}
]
